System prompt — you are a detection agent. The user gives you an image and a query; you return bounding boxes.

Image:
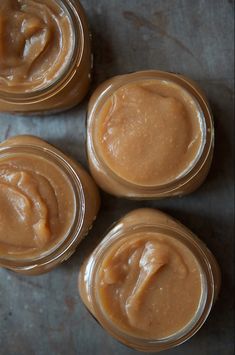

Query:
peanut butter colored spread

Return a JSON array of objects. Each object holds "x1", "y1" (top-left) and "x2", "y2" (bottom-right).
[
  {"x1": 97, "y1": 232, "x2": 202, "y2": 339},
  {"x1": 0, "y1": 0, "x2": 74, "y2": 93},
  {"x1": 0, "y1": 139, "x2": 76, "y2": 256},
  {"x1": 96, "y1": 79, "x2": 204, "y2": 186},
  {"x1": 79, "y1": 209, "x2": 220, "y2": 349}
]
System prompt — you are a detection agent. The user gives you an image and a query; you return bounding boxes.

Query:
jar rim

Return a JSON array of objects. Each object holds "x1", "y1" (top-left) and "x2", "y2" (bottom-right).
[
  {"x1": 0, "y1": 0, "x2": 85, "y2": 102},
  {"x1": 87, "y1": 70, "x2": 214, "y2": 195},
  {"x1": 85, "y1": 222, "x2": 215, "y2": 351},
  {"x1": 0, "y1": 143, "x2": 86, "y2": 268}
]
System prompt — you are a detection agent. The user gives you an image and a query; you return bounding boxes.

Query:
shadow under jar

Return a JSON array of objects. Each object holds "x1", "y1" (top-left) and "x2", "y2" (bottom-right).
[
  {"x1": 0, "y1": 135, "x2": 100, "y2": 274},
  {"x1": 79, "y1": 208, "x2": 221, "y2": 353},
  {"x1": 0, "y1": 0, "x2": 91, "y2": 114},
  {"x1": 87, "y1": 70, "x2": 214, "y2": 199}
]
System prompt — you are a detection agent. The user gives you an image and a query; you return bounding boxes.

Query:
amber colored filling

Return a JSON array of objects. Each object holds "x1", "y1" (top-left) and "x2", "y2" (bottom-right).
[
  {"x1": 0, "y1": 154, "x2": 76, "y2": 256},
  {"x1": 0, "y1": 0, "x2": 74, "y2": 93},
  {"x1": 98, "y1": 232, "x2": 202, "y2": 339},
  {"x1": 96, "y1": 79, "x2": 203, "y2": 186}
]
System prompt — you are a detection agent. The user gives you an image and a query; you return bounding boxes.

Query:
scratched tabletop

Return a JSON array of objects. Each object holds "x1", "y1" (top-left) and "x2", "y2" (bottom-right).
[{"x1": 0, "y1": 1, "x2": 234, "y2": 354}]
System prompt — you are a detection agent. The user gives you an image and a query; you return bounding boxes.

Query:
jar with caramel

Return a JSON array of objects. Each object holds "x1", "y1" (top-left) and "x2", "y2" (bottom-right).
[
  {"x1": 0, "y1": 135, "x2": 100, "y2": 274},
  {"x1": 0, "y1": 0, "x2": 91, "y2": 114},
  {"x1": 87, "y1": 70, "x2": 214, "y2": 199},
  {"x1": 79, "y1": 208, "x2": 220, "y2": 352}
]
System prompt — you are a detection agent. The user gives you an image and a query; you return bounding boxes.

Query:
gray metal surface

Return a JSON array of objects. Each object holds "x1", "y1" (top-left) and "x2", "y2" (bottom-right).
[{"x1": 0, "y1": 0, "x2": 234, "y2": 354}]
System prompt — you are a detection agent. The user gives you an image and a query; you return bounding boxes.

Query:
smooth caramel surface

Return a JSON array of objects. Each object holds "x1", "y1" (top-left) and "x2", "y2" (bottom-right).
[
  {"x1": 96, "y1": 79, "x2": 203, "y2": 186},
  {"x1": 0, "y1": 0, "x2": 74, "y2": 93},
  {"x1": 97, "y1": 232, "x2": 202, "y2": 339},
  {"x1": 0, "y1": 152, "x2": 75, "y2": 256}
]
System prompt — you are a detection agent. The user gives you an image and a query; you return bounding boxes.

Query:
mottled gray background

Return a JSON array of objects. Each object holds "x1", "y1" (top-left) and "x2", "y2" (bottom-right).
[{"x1": 0, "y1": 0, "x2": 234, "y2": 354}]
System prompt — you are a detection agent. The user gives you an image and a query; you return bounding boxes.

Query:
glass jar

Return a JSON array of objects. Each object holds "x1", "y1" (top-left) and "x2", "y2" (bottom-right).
[
  {"x1": 87, "y1": 70, "x2": 214, "y2": 199},
  {"x1": 79, "y1": 208, "x2": 220, "y2": 352},
  {"x1": 0, "y1": 0, "x2": 91, "y2": 114},
  {"x1": 0, "y1": 135, "x2": 100, "y2": 274}
]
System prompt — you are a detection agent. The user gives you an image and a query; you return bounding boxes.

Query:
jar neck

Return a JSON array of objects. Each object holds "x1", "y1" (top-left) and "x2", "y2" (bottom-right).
[
  {"x1": 85, "y1": 223, "x2": 216, "y2": 352},
  {"x1": 0, "y1": 0, "x2": 84, "y2": 103},
  {"x1": 0, "y1": 144, "x2": 85, "y2": 268},
  {"x1": 88, "y1": 70, "x2": 214, "y2": 196}
]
